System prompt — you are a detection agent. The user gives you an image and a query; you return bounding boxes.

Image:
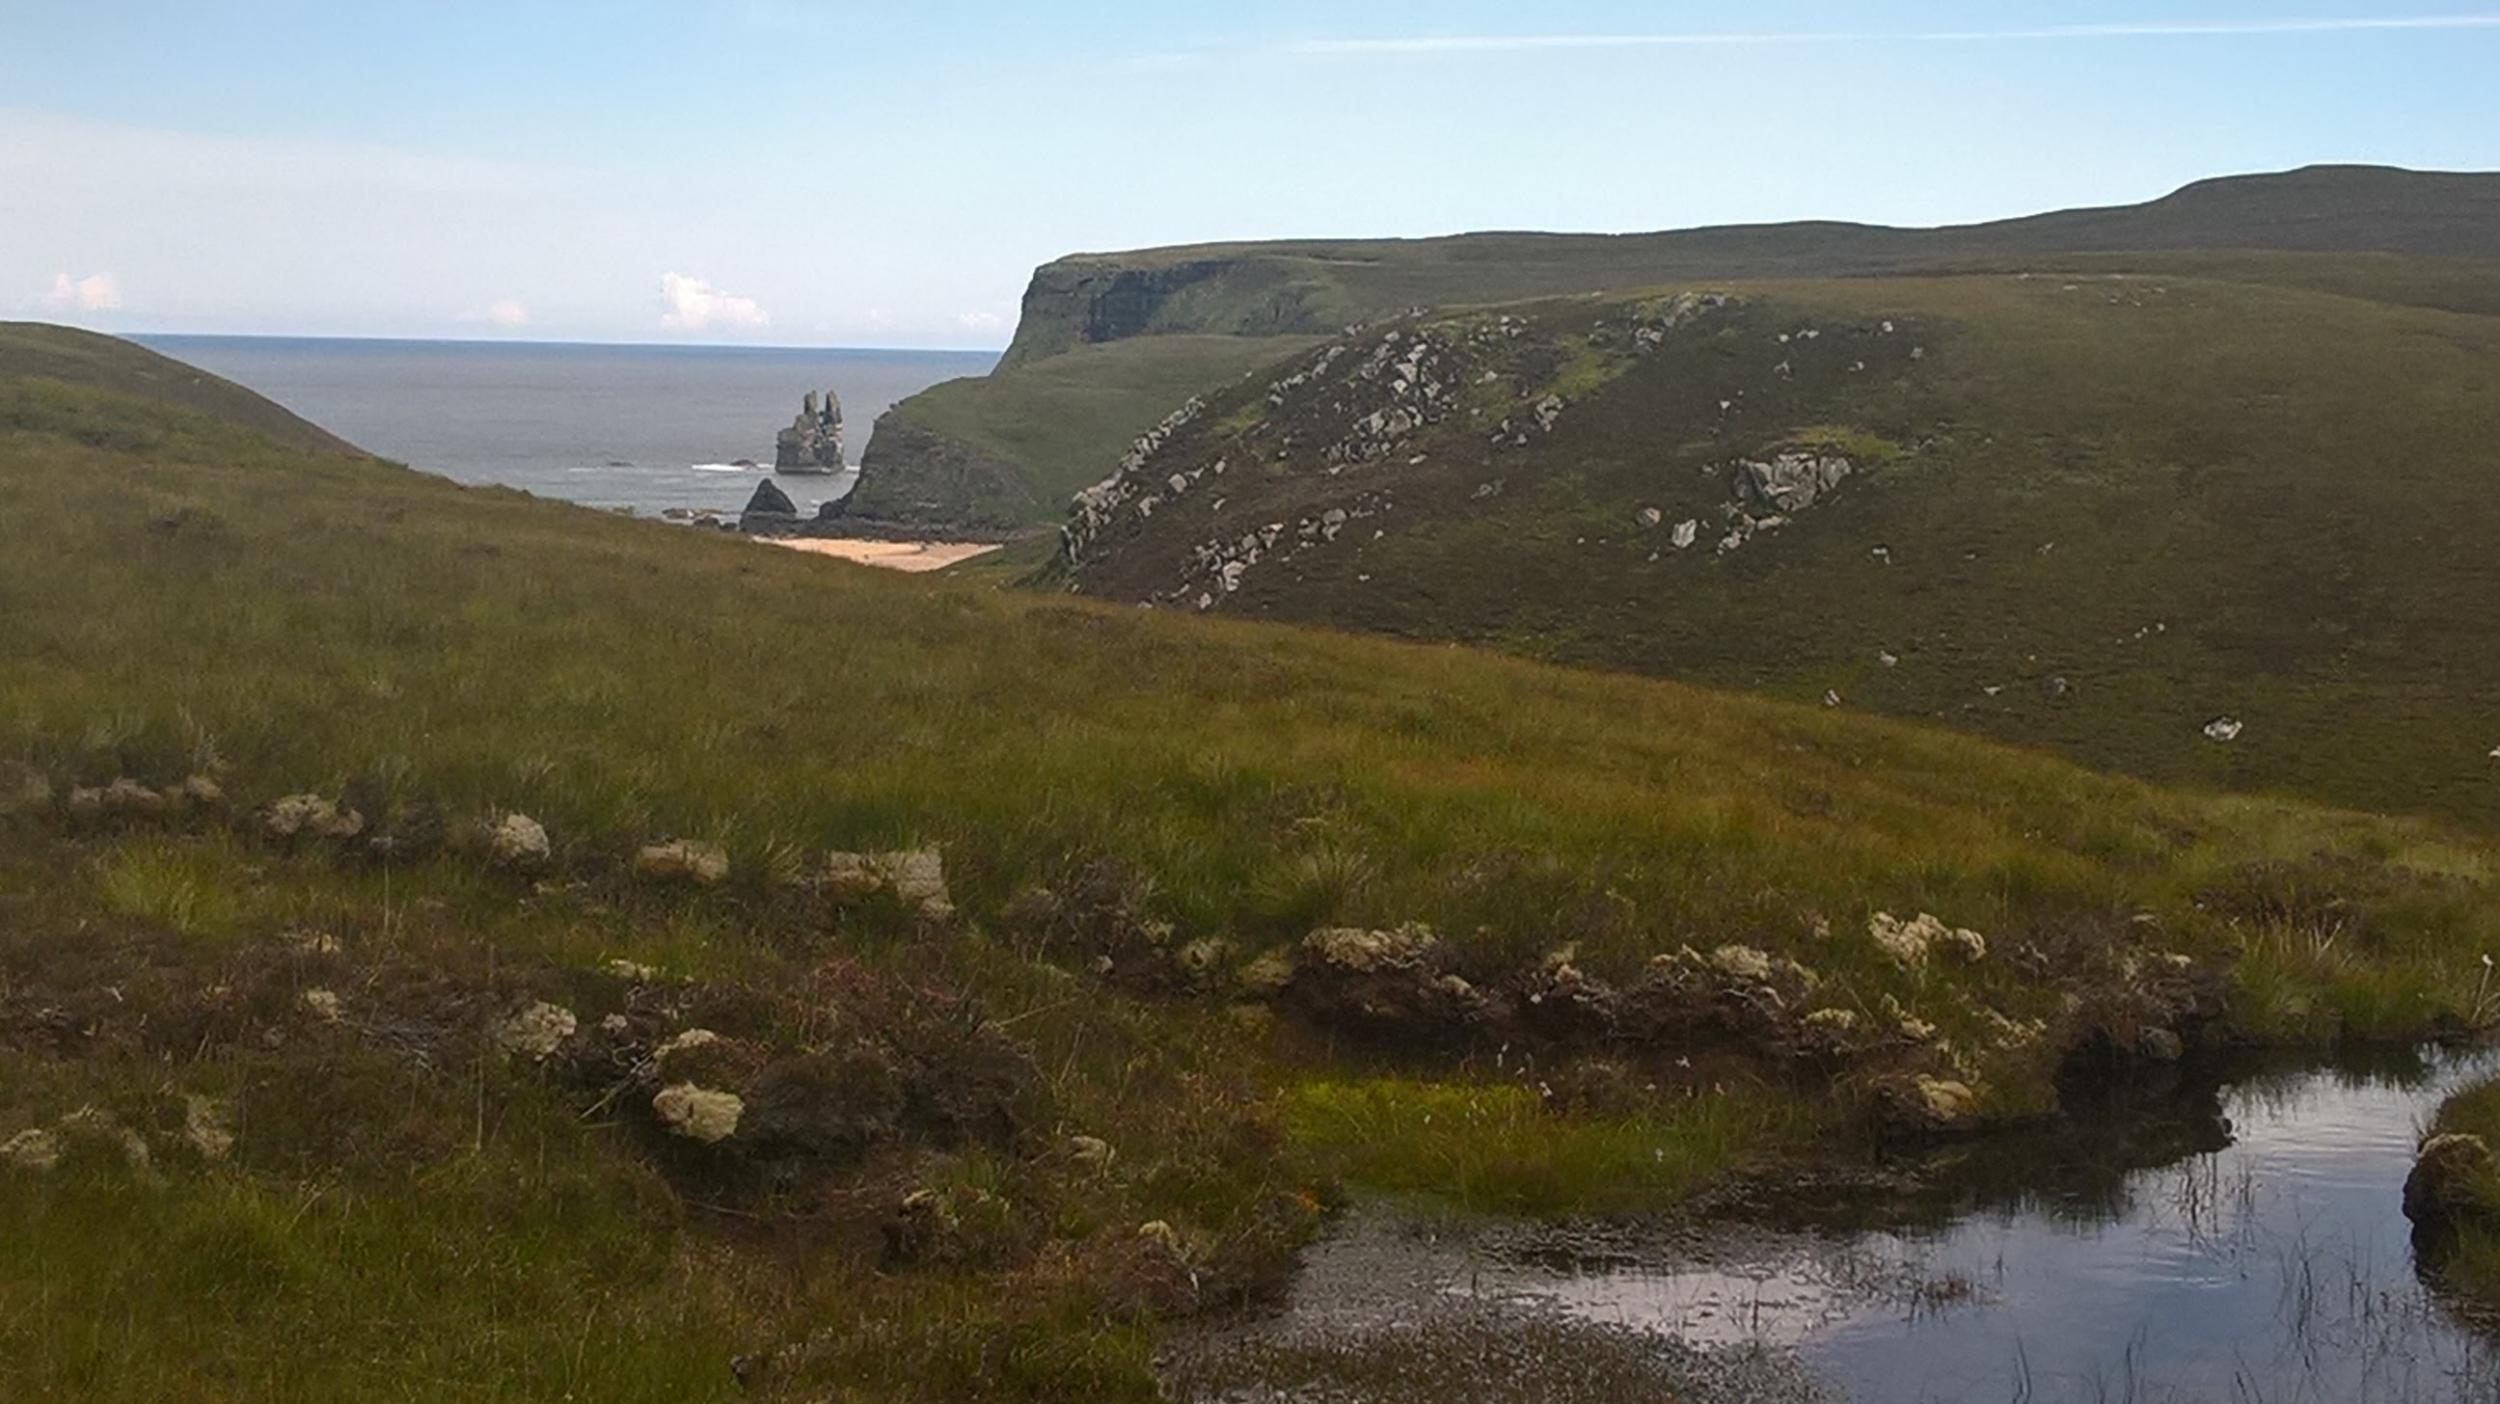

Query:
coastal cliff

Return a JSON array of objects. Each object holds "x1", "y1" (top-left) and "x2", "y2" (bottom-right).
[
  {"x1": 851, "y1": 165, "x2": 2500, "y2": 540},
  {"x1": 815, "y1": 413, "x2": 1036, "y2": 537}
]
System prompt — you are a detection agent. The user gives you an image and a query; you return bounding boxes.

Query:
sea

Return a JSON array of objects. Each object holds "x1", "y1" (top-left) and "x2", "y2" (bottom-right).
[{"x1": 132, "y1": 336, "x2": 1000, "y2": 519}]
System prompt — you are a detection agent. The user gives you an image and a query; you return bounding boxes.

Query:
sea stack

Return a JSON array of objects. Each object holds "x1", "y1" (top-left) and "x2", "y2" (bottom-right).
[{"x1": 775, "y1": 389, "x2": 845, "y2": 474}]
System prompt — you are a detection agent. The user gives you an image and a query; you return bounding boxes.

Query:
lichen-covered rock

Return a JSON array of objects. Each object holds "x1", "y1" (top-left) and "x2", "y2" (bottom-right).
[
  {"x1": 1303, "y1": 924, "x2": 1438, "y2": 975},
  {"x1": 59, "y1": 1107, "x2": 154, "y2": 1176},
  {"x1": 819, "y1": 848, "x2": 955, "y2": 919},
  {"x1": 300, "y1": 988, "x2": 344, "y2": 1022},
  {"x1": 1237, "y1": 948, "x2": 1297, "y2": 997},
  {"x1": 1867, "y1": 912, "x2": 1987, "y2": 968},
  {"x1": 1, "y1": 1128, "x2": 62, "y2": 1172},
  {"x1": 495, "y1": 1001, "x2": 577, "y2": 1060},
  {"x1": 2406, "y1": 1132, "x2": 2499, "y2": 1230},
  {"x1": 883, "y1": 849, "x2": 954, "y2": 921},
  {"x1": 637, "y1": 839, "x2": 730, "y2": 885},
  {"x1": 488, "y1": 812, "x2": 551, "y2": 870},
  {"x1": 101, "y1": 777, "x2": 169, "y2": 817},
  {"x1": 176, "y1": 774, "x2": 225, "y2": 809},
  {"x1": 1708, "y1": 944, "x2": 1775, "y2": 984},
  {"x1": 264, "y1": 794, "x2": 365, "y2": 842},
  {"x1": 1067, "y1": 1134, "x2": 1116, "y2": 1171},
  {"x1": 183, "y1": 1095, "x2": 235, "y2": 1161},
  {"x1": 1736, "y1": 451, "x2": 1855, "y2": 514},
  {"x1": 1876, "y1": 1075, "x2": 1982, "y2": 1132},
  {"x1": 1288, "y1": 924, "x2": 1491, "y2": 1041},
  {"x1": 653, "y1": 1083, "x2": 744, "y2": 1143}
]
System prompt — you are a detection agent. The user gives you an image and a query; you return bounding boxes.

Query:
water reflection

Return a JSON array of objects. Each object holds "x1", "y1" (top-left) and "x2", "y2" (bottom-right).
[{"x1": 1484, "y1": 1047, "x2": 2500, "y2": 1402}]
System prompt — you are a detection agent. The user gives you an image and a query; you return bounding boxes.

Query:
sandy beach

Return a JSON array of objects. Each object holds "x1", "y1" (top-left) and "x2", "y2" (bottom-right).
[{"x1": 762, "y1": 536, "x2": 1002, "y2": 572}]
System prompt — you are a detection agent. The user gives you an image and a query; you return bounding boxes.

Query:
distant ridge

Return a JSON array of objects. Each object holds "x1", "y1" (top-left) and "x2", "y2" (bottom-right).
[{"x1": 1000, "y1": 165, "x2": 2500, "y2": 365}]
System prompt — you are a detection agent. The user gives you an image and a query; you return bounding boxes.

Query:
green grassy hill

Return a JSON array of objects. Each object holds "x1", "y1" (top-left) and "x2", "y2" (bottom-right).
[
  {"x1": 840, "y1": 165, "x2": 2500, "y2": 537},
  {"x1": 0, "y1": 321, "x2": 360, "y2": 456},
  {"x1": 9, "y1": 328, "x2": 2500, "y2": 1399},
  {"x1": 836, "y1": 334, "x2": 1316, "y2": 533},
  {"x1": 1053, "y1": 265, "x2": 2500, "y2": 828}
]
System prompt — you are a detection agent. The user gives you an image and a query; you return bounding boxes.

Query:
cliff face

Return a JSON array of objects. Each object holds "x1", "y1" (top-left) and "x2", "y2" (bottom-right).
[
  {"x1": 870, "y1": 165, "x2": 2500, "y2": 538},
  {"x1": 821, "y1": 413, "x2": 1038, "y2": 537},
  {"x1": 995, "y1": 165, "x2": 2500, "y2": 371},
  {"x1": 998, "y1": 258, "x2": 1345, "y2": 368}
]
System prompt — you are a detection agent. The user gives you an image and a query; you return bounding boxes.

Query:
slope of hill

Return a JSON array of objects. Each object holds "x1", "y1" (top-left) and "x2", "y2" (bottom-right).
[
  {"x1": 842, "y1": 165, "x2": 2500, "y2": 538},
  {"x1": 831, "y1": 334, "x2": 1316, "y2": 534},
  {"x1": 8, "y1": 328, "x2": 2500, "y2": 1399},
  {"x1": 0, "y1": 321, "x2": 360, "y2": 456},
  {"x1": 1051, "y1": 268, "x2": 2500, "y2": 827}
]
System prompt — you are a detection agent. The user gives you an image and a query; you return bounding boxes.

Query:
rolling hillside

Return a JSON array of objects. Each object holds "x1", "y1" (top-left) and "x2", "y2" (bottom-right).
[
  {"x1": 1051, "y1": 267, "x2": 2500, "y2": 826},
  {"x1": 10, "y1": 327, "x2": 2500, "y2": 1398},
  {"x1": 842, "y1": 165, "x2": 2500, "y2": 538}
]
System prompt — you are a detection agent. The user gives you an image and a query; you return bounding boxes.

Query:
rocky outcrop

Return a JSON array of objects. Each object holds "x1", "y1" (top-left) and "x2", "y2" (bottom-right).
[
  {"x1": 818, "y1": 415, "x2": 1037, "y2": 537},
  {"x1": 739, "y1": 478, "x2": 802, "y2": 535},
  {"x1": 775, "y1": 390, "x2": 845, "y2": 474}
]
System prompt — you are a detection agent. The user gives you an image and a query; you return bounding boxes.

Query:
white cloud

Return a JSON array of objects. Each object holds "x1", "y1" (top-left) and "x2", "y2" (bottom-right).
[
  {"x1": 457, "y1": 298, "x2": 531, "y2": 328},
  {"x1": 41, "y1": 271, "x2": 122, "y2": 312},
  {"x1": 956, "y1": 309, "x2": 1007, "y2": 332},
  {"x1": 659, "y1": 272, "x2": 769, "y2": 332},
  {"x1": 1289, "y1": 13, "x2": 2500, "y2": 56}
]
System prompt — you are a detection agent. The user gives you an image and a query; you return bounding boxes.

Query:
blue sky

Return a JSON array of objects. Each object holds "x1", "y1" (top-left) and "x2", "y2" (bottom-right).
[{"x1": 5, "y1": 0, "x2": 2496, "y2": 347}]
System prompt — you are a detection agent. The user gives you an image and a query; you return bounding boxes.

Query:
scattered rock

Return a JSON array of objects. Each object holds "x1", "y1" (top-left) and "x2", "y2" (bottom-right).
[
  {"x1": 2203, "y1": 716, "x2": 2245, "y2": 743},
  {"x1": 487, "y1": 812, "x2": 551, "y2": 870},
  {"x1": 653, "y1": 1083, "x2": 744, "y2": 1143},
  {"x1": 819, "y1": 848, "x2": 954, "y2": 920},
  {"x1": 1707, "y1": 945, "x2": 1775, "y2": 984},
  {"x1": 1670, "y1": 519, "x2": 1699, "y2": 550},
  {"x1": 1867, "y1": 912, "x2": 1986, "y2": 968},
  {"x1": 264, "y1": 794, "x2": 365, "y2": 842},
  {"x1": 183, "y1": 1095, "x2": 235, "y2": 1161},
  {"x1": 300, "y1": 988, "x2": 344, "y2": 1022},
  {"x1": 1067, "y1": 1134, "x2": 1116, "y2": 1171},
  {"x1": 655, "y1": 1028, "x2": 722, "y2": 1066},
  {"x1": 1735, "y1": 451, "x2": 1855, "y2": 515},
  {"x1": 1878, "y1": 1075, "x2": 1982, "y2": 1132},
  {"x1": 1636, "y1": 506, "x2": 1664, "y2": 529},
  {"x1": 2138, "y1": 1027, "x2": 2185, "y2": 1062},
  {"x1": 604, "y1": 958, "x2": 661, "y2": 983},
  {"x1": 495, "y1": 1001, "x2": 577, "y2": 1060},
  {"x1": 637, "y1": 839, "x2": 730, "y2": 885},
  {"x1": 1, "y1": 1128, "x2": 62, "y2": 1172},
  {"x1": 738, "y1": 478, "x2": 803, "y2": 534},
  {"x1": 59, "y1": 1107, "x2": 154, "y2": 1176}
]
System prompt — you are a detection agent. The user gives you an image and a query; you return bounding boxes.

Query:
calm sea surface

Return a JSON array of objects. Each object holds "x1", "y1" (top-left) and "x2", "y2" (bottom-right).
[{"x1": 133, "y1": 336, "x2": 998, "y2": 518}]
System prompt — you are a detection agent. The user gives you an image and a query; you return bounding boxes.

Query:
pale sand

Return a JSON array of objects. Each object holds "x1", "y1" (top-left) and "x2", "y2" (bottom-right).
[{"x1": 762, "y1": 537, "x2": 1002, "y2": 573}]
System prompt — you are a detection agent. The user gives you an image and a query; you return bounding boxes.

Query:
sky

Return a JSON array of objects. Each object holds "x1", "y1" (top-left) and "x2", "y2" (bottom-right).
[{"x1": 4, "y1": 1, "x2": 2497, "y2": 349}]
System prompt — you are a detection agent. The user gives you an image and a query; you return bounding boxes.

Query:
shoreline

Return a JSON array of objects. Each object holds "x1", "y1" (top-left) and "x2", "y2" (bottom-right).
[{"x1": 760, "y1": 536, "x2": 1002, "y2": 572}]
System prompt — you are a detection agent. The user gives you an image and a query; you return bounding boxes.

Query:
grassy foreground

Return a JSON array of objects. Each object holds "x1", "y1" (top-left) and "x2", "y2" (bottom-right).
[{"x1": 7, "y1": 338, "x2": 2500, "y2": 1398}]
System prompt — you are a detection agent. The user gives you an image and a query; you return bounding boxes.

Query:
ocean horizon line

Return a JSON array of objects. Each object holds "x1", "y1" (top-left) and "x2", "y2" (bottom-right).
[{"x1": 126, "y1": 331, "x2": 1006, "y2": 358}]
